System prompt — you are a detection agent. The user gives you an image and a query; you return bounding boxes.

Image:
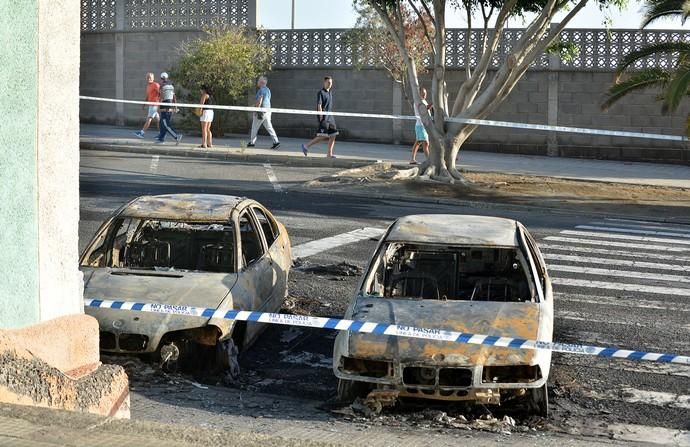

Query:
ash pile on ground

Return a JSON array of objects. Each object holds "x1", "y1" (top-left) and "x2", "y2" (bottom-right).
[
  {"x1": 285, "y1": 260, "x2": 364, "y2": 316},
  {"x1": 331, "y1": 400, "x2": 548, "y2": 436}
]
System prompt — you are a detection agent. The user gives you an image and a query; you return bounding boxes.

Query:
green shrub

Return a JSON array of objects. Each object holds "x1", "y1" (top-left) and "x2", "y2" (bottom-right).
[{"x1": 172, "y1": 26, "x2": 272, "y2": 136}]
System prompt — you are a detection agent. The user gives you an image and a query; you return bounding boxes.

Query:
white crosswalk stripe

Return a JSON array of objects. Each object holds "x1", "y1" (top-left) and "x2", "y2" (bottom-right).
[
  {"x1": 540, "y1": 243, "x2": 690, "y2": 263},
  {"x1": 595, "y1": 219, "x2": 690, "y2": 234},
  {"x1": 561, "y1": 230, "x2": 690, "y2": 246},
  {"x1": 556, "y1": 292, "x2": 689, "y2": 313},
  {"x1": 543, "y1": 253, "x2": 690, "y2": 272},
  {"x1": 576, "y1": 224, "x2": 690, "y2": 239},
  {"x1": 550, "y1": 264, "x2": 690, "y2": 284},
  {"x1": 552, "y1": 277, "x2": 690, "y2": 296},
  {"x1": 544, "y1": 235, "x2": 690, "y2": 252}
]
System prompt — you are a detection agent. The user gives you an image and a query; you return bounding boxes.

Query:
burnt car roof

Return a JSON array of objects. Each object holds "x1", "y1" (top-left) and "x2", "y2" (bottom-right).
[
  {"x1": 386, "y1": 214, "x2": 519, "y2": 247},
  {"x1": 120, "y1": 194, "x2": 247, "y2": 221}
]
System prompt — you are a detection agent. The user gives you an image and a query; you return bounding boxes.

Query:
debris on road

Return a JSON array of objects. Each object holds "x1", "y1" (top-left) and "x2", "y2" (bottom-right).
[{"x1": 294, "y1": 261, "x2": 363, "y2": 277}]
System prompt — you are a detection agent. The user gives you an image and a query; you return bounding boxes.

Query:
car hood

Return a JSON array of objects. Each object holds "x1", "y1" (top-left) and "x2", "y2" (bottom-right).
[
  {"x1": 346, "y1": 296, "x2": 541, "y2": 365},
  {"x1": 83, "y1": 268, "x2": 237, "y2": 309}
]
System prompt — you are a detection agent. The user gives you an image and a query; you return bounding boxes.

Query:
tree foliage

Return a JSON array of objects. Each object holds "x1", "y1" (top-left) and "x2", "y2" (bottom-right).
[
  {"x1": 603, "y1": 0, "x2": 690, "y2": 132},
  {"x1": 344, "y1": 2, "x2": 433, "y2": 101},
  {"x1": 361, "y1": 0, "x2": 608, "y2": 182},
  {"x1": 172, "y1": 27, "x2": 272, "y2": 134}
]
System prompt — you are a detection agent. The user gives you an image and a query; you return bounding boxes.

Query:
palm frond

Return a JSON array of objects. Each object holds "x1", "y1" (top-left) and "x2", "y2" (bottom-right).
[
  {"x1": 683, "y1": 0, "x2": 690, "y2": 22},
  {"x1": 664, "y1": 63, "x2": 690, "y2": 111},
  {"x1": 616, "y1": 42, "x2": 690, "y2": 75},
  {"x1": 641, "y1": 0, "x2": 685, "y2": 27},
  {"x1": 602, "y1": 68, "x2": 671, "y2": 110}
]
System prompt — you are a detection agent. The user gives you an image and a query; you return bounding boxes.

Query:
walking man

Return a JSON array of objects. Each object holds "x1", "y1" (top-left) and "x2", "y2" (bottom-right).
[
  {"x1": 410, "y1": 87, "x2": 432, "y2": 164},
  {"x1": 155, "y1": 72, "x2": 182, "y2": 145},
  {"x1": 248, "y1": 76, "x2": 280, "y2": 149},
  {"x1": 301, "y1": 76, "x2": 338, "y2": 158},
  {"x1": 134, "y1": 72, "x2": 159, "y2": 138}
]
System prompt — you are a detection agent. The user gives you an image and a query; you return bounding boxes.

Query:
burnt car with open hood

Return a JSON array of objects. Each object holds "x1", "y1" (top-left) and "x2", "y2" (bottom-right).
[{"x1": 332, "y1": 214, "x2": 552, "y2": 415}]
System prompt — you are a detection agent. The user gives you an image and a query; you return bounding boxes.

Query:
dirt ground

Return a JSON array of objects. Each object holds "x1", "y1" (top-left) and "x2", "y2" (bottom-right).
[{"x1": 304, "y1": 164, "x2": 690, "y2": 220}]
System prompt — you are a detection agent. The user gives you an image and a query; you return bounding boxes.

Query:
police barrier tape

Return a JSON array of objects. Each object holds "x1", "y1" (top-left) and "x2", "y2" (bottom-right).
[
  {"x1": 84, "y1": 298, "x2": 690, "y2": 366},
  {"x1": 79, "y1": 96, "x2": 687, "y2": 143}
]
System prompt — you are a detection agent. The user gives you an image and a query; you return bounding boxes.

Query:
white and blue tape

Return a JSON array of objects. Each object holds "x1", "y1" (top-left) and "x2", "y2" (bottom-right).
[
  {"x1": 84, "y1": 298, "x2": 690, "y2": 365},
  {"x1": 79, "y1": 96, "x2": 687, "y2": 143}
]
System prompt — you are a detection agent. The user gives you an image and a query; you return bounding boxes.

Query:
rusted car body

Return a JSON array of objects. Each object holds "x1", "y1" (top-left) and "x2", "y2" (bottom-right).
[
  {"x1": 332, "y1": 215, "x2": 552, "y2": 415},
  {"x1": 80, "y1": 194, "x2": 291, "y2": 372}
]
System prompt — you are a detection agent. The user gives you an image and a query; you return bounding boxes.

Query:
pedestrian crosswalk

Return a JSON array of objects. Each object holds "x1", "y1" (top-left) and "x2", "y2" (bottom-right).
[
  {"x1": 539, "y1": 217, "x2": 690, "y2": 432},
  {"x1": 542, "y1": 218, "x2": 690, "y2": 296}
]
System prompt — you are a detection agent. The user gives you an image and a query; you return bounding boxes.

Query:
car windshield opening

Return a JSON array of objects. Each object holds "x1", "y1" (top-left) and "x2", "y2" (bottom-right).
[
  {"x1": 367, "y1": 243, "x2": 535, "y2": 302},
  {"x1": 82, "y1": 218, "x2": 235, "y2": 273}
]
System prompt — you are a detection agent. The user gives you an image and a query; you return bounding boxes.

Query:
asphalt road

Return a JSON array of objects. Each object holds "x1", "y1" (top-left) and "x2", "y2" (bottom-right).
[{"x1": 79, "y1": 150, "x2": 690, "y2": 446}]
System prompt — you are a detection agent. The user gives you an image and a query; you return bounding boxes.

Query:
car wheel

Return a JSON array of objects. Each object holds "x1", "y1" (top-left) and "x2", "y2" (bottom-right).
[
  {"x1": 529, "y1": 383, "x2": 549, "y2": 417},
  {"x1": 337, "y1": 379, "x2": 371, "y2": 403},
  {"x1": 216, "y1": 338, "x2": 240, "y2": 381}
]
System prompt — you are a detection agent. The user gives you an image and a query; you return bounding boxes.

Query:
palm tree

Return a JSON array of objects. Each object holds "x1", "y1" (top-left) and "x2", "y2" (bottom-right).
[{"x1": 602, "y1": 0, "x2": 690, "y2": 123}]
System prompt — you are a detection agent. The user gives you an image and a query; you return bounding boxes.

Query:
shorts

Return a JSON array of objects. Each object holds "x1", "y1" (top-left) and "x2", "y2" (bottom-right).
[
  {"x1": 317, "y1": 120, "x2": 339, "y2": 137},
  {"x1": 415, "y1": 123, "x2": 428, "y2": 142},
  {"x1": 147, "y1": 106, "x2": 159, "y2": 119},
  {"x1": 200, "y1": 110, "x2": 214, "y2": 122}
]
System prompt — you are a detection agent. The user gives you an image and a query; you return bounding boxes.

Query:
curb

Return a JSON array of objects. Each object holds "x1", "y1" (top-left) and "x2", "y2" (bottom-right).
[{"x1": 80, "y1": 140, "x2": 387, "y2": 170}]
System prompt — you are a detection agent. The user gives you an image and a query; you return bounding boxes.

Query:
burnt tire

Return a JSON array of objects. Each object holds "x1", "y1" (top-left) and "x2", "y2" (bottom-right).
[
  {"x1": 529, "y1": 383, "x2": 549, "y2": 417},
  {"x1": 215, "y1": 338, "x2": 240, "y2": 381},
  {"x1": 337, "y1": 379, "x2": 371, "y2": 403}
]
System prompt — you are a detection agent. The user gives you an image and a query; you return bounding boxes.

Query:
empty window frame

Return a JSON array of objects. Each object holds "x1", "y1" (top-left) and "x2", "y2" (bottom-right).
[
  {"x1": 239, "y1": 212, "x2": 265, "y2": 268},
  {"x1": 81, "y1": 218, "x2": 235, "y2": 273},
  {"x1": 252, "y1": 206, "x2": 279, "y2": 247},
  {"x1": 368, "y1": 244, "x2": 535, "y2": 303}
]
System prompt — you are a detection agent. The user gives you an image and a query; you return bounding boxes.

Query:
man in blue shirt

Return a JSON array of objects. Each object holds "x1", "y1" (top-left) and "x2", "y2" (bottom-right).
[
  {"x1": 248, "y1": 76, "x2": 280, "y2": 149},
  {"x1": 302, "y1": 76, "x2": 338, "y2": 158}
]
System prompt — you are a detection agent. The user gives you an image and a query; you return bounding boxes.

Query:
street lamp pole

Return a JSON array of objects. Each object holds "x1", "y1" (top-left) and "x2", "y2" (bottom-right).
[{"x1": 291, "y1": 0, "x2": 295, "y2": 29}]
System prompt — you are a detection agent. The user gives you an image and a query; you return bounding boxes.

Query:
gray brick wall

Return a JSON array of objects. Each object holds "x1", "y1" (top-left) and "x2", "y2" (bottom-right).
[{"x1": 80, "y1": 31, "x2": 689, "y2": 163}]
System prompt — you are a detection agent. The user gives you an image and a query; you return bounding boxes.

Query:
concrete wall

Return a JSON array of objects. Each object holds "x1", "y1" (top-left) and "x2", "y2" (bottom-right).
[
  {"x1": 0, "y1": 0, "x2": 83, "y2": 328},
  {"x1": 80, "y1": 30, "x2": 690, "y2": 164},
  {"x1": 0, "y1": 0, "x2": 40, "y2": 326}
]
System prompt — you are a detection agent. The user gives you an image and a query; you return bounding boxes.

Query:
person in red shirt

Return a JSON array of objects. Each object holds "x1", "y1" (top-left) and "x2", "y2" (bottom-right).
[{"x1": 134, "y1": 73, "x2": 160, "y2": 138}]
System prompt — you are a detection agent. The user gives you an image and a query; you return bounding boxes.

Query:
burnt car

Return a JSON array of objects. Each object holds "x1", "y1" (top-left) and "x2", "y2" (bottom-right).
[
  {"x1": 80, "y1": 194, "x2": 291, "y2": 375},
  {"x1": 333, "y1": 215, "x2": 552, "y2": 415}
]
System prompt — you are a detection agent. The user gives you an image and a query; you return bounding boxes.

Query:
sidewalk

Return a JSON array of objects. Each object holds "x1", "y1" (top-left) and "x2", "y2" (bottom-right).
[
  {"x1": 80, "y1": 124, "x2": 690, "y2": 188},
  {"x1": 0, "y1": 403, "x2": 329, "y2": 447}
]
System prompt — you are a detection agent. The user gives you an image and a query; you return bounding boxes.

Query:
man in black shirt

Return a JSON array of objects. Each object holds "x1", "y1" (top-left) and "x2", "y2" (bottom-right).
[{"x1": 301, "y1": 76, "x2": 338, "y2": 158}]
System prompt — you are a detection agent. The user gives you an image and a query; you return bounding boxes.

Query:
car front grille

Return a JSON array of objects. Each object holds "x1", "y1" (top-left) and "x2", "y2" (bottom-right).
[{"x1": 403, "y1": 366, "x2": 474, "y2": 388}]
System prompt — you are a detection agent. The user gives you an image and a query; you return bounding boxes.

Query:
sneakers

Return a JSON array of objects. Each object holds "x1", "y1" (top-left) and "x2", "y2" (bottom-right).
[
  {"x1": 271, "y1": 142, "x2": 281, "y2": 150},
  {"x1": 175, "y1": 134, "x2": 183, "y2": 145},
  {"x1": 153, "y1": 139, "x2": 164, "y2": 144},
  {"x1": 301, "y1": 144, "x2": 308, "y2": 156},
  {"x1": 247, "y1": 143, "x2": 256, "y2": 147},
  {"x1": 134, "y1": 130, "x2": 145, "y2": 138}
]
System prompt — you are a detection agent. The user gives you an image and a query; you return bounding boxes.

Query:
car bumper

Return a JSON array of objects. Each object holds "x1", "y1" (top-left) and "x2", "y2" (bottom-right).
[{"x1": 333, "y1": 356, "x2": 547, "y2": 403}]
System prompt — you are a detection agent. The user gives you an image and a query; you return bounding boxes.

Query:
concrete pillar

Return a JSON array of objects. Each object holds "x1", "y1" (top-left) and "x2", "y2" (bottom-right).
[
  {"x1": 547, "y1": 22, "x2": 560, "y2": 157},
  {"x1": 0, "y1": 0, "x2": 83, "y2": 328},
  {"x1": 392, "y1": 81, "x2": 403, "y2": 145},
  {"x1": 114, "y1": 0, "x2": 125, "y2": 125},
  {"x1": 248, "y1": 0, "x2": 260, "y2": 28}
]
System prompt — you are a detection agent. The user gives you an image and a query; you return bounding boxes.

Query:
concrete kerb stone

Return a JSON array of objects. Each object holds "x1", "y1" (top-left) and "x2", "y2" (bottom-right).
[{"x1": 79, "y1": 141, "x2": 379, "y2": 170}]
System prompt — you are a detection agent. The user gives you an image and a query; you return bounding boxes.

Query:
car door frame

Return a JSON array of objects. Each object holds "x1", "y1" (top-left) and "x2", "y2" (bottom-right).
[
  {"x1": 230, "y1": 202, "x2": 274, "y2": 347},
  {"x1": 247, "y1": 203, "x2": 287, "y2": 313}
]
